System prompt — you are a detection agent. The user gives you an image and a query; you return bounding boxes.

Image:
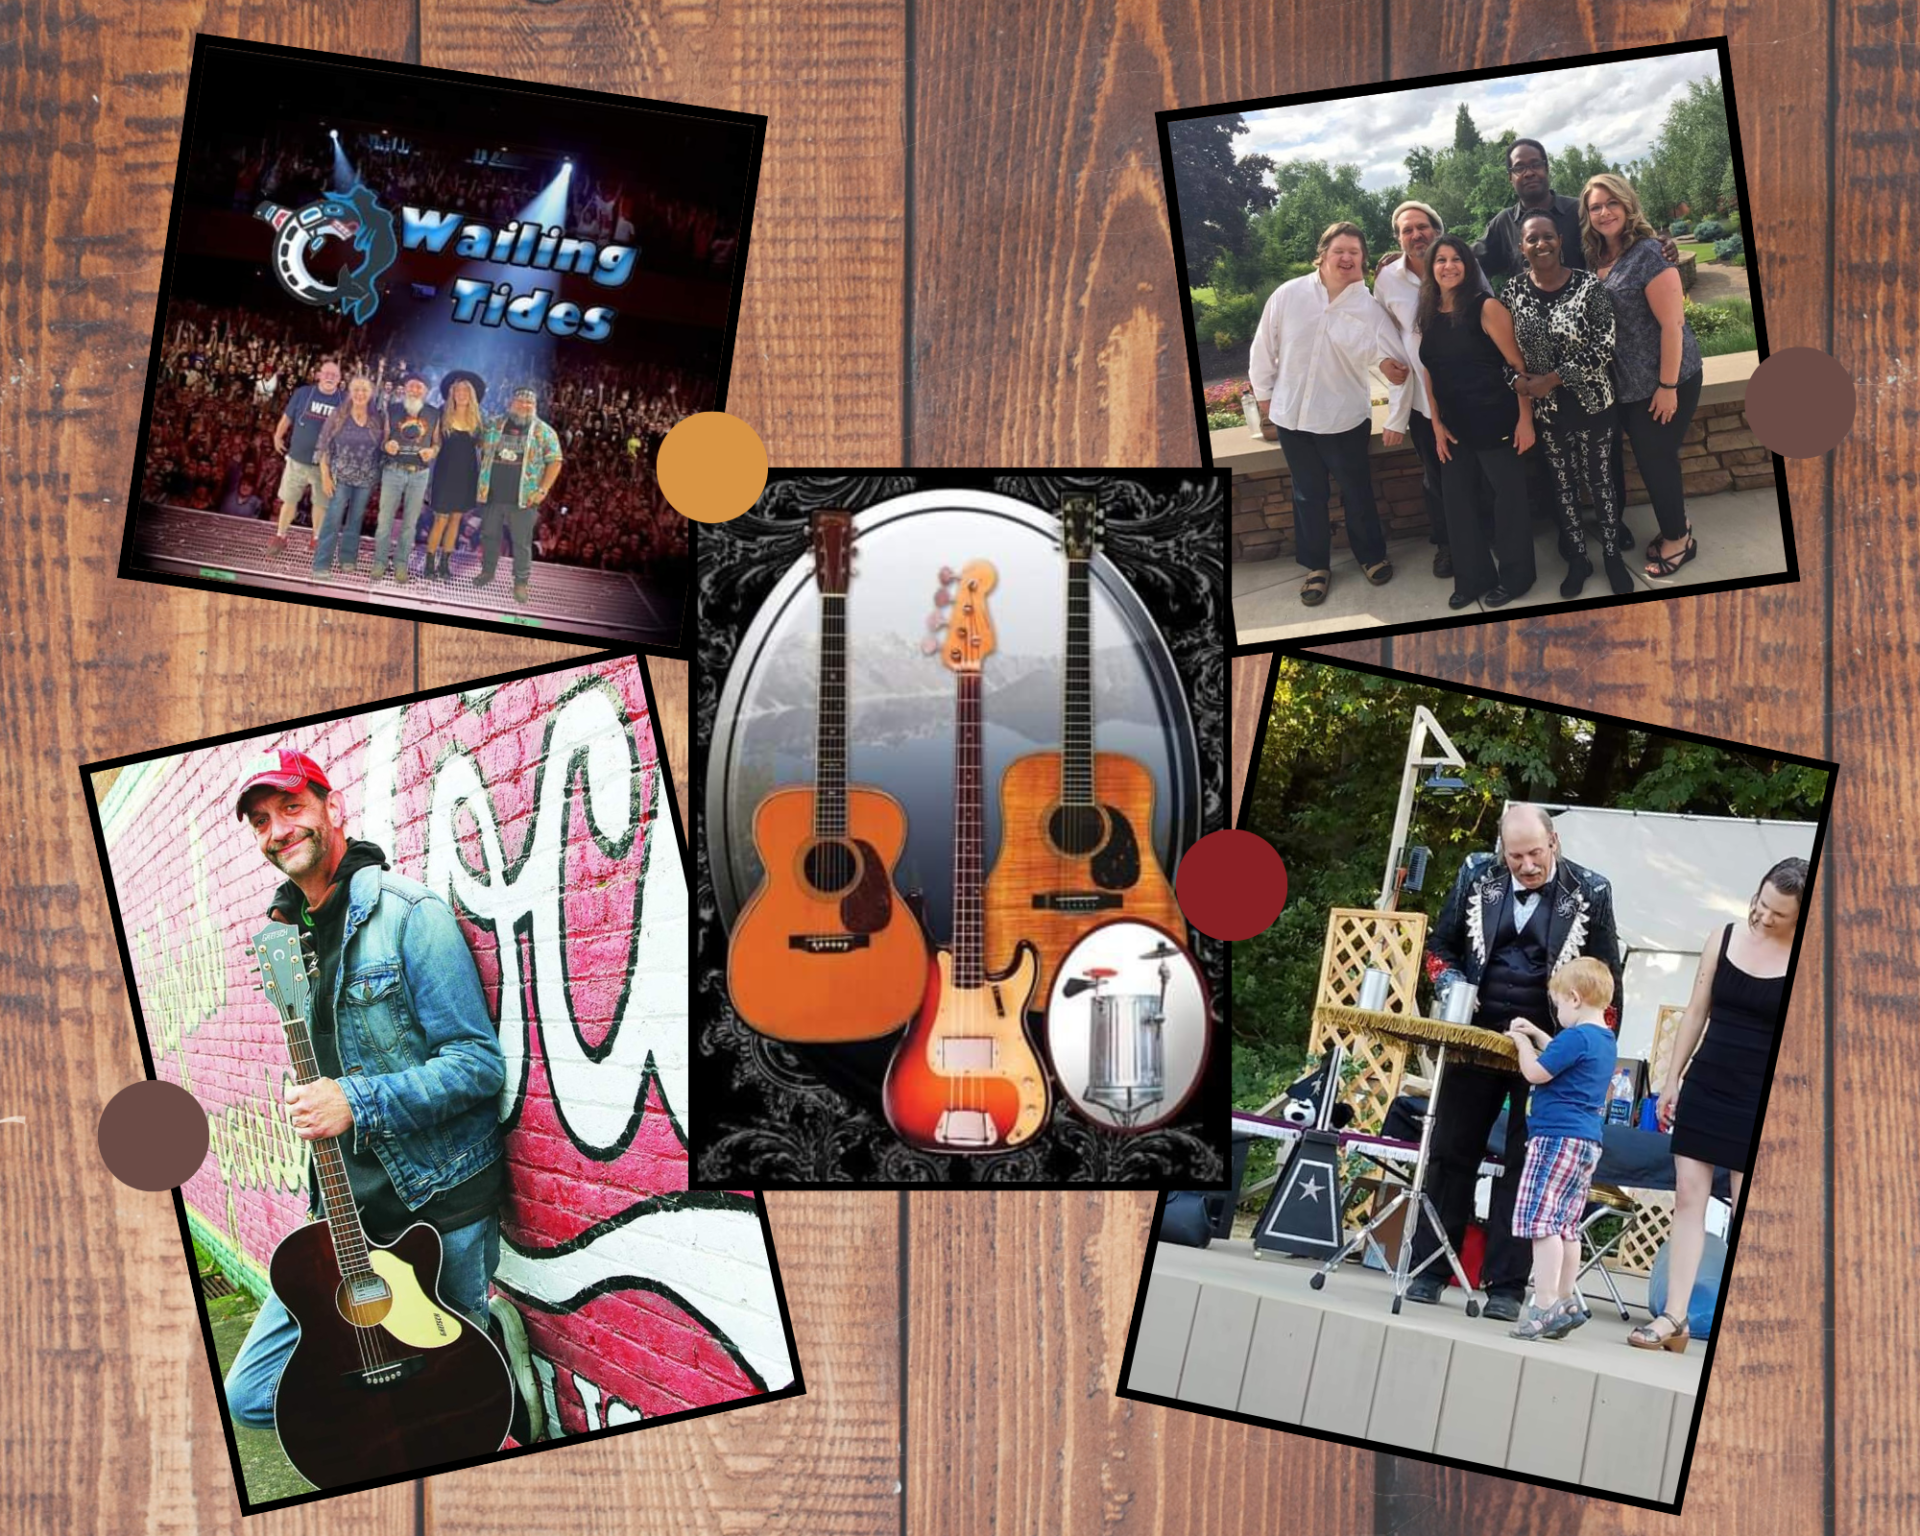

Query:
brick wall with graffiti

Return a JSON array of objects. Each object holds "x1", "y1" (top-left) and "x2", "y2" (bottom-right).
[{"x1": 99, "y1": 655, "x2": 792, "y2": 1438}]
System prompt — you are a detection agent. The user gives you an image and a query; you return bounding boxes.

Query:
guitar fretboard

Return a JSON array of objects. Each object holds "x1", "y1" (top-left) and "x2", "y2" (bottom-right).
[
  {"x1": 953, "y1": 670, "x2": 984, "y2": 988},
  {"x1": 1062, "y1": 552, "x2": 1094, "y2": 806},
  {"x1": 814, "y1": 592, "x2": 848, "y2": 839},
  {"x1": 282, "y1": 1010, "x2": 377, "y2": 1283}
]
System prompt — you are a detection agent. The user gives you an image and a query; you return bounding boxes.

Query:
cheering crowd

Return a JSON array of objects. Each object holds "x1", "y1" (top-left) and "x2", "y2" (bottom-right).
[
  {"x1": 188, "y1": 129, "x2": 738, "y2": 276},
  {"x1": 142, "y1": 300, "x2": 697, "y2": 582}
]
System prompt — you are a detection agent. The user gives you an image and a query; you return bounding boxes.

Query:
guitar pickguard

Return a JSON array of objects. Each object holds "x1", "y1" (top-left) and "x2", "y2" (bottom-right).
[
  {"x1": 839, "y1": 837, "x2": 894, "y2": 934},
  {"x1": 366, "y1": 1247, "x2": 464, "y2": 1349},
  {"x1": 1089, "y1": 805, "x2": 1141, "y2": 890}
]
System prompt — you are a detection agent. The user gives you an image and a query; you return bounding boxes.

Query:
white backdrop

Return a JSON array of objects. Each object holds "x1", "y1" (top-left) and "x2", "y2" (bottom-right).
[{"x1": 1538, "y1": 805, "x2": 1818, "y2": 1059}]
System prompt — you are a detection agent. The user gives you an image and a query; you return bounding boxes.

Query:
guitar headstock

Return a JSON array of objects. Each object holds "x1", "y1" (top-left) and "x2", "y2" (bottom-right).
[
  {"x1": 251, "y1": 920, "x2": 319, "y2": 1026},
  {"x1": 1061, "y1": 493, "x2": 1102, "y2": 560},
  {"x1": 811, "y1": 509, "x2": 854, "y2": 595},
  {"x1": 922, "y1": 560, "x2": 999, "y2": 672}
]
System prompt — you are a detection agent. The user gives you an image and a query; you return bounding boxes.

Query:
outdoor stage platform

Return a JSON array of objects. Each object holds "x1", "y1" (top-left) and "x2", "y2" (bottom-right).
[
  {"x1": 130, "y1": 503, "x2": 684, "y2": 648},
  {"x1": 1127, "y1": 1239, "x2": 1702, "y2": 1503}
]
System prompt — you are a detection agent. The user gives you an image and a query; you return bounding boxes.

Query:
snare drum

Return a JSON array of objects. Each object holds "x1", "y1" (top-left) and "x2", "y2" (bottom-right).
[{"x1": 1086, "y1": 993, "x2": 1166, "y2": 1119}]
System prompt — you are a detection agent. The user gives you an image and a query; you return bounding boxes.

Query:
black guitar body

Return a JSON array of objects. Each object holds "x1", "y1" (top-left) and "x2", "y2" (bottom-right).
[{"x1": 268, "y1": 1220, "x2": 514, "y2": 1488}]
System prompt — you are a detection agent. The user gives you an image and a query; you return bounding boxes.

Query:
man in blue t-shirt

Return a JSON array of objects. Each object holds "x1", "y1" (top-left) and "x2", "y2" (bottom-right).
[
  {"x1": 1505, "y1": 956, "x2": 1621, "y2": 1341},
  {"x1": 270, "y1": 360, "x2": 345, "y2": 554}
]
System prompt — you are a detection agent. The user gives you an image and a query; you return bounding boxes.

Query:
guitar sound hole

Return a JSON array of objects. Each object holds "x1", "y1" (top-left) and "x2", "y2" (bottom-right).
[
  {"x1": 804, "y1": 840, "x2": 860, "y2": 896},
  {"x1": 1049, "y1": 805, "x2": 1106, "y2": 857}
]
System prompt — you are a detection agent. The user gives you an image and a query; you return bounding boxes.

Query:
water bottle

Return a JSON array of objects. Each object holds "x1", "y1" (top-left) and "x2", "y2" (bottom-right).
[{"x1": 1605, "y1": 1066, "x2": 1634, "y2": 1125}]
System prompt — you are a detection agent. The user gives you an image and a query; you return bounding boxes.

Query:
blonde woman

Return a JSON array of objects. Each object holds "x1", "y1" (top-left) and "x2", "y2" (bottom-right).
[
  {"x1": 427, "y1": 371, "x2": 487, "y2": 580},
  {"x1": 1580, "y1": 173, "x2": 1706, "y2": 580}
]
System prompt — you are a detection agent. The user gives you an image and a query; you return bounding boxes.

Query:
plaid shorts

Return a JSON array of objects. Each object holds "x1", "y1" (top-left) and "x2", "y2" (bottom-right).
[{"x1": 1513, "y1": 1135, "x2": 1603, "y2": 1239}]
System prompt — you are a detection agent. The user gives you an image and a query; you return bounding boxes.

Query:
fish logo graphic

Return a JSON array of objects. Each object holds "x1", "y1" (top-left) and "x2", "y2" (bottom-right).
[{"x1": 254, "y1": 183, "x2": 399, "y2": 325}]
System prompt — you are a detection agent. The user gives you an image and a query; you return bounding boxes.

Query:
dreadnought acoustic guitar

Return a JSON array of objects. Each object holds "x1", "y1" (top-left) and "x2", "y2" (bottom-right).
[
  {"x1": 249, "y1": 921, "x2": 512, "y2": 1489},
  {"x1": 982, "y1": 492, "x2": 1185, "y2": 1001},
  {"x1": 883, "y1": 560, "x2": 1051, "y2": 1151},
  {"x1": 727, "y1": 508, "x2": 929, "y2": 1042}
]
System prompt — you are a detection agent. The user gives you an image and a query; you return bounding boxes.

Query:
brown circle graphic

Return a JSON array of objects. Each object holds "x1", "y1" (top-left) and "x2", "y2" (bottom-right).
[
  {"x1": 1745, "y1": 348, "x2": 1856, "y2": 459},
  {"x1": 97, "y1": 1080, "x2": 209, "y2": 1191}
]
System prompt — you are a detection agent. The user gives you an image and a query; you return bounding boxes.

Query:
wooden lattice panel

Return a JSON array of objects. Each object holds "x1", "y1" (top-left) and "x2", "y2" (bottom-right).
[
  {"x1": 1649, "y1": 1003, "x2": 1692, "y2": 1100},
  {"x1": 1615, "y1": 1189, "x2": 1675, "y2": 1276},
  {"x1": 1308, "y1": 910, "x2": 1428, "y2": 1133}
]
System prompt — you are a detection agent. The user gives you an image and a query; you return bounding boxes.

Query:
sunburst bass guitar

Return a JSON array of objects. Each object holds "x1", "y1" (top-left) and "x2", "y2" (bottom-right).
[
  {"x1": 726, "y1": 509, "x2": 930, "y2": 1043},
  {"x1": 883, "y1": 560, "x2": 1051, "y2": 1152},
  {"x1": 983, "y1": 492, "x2": 1185, "y2": 1001},
  {"x1": 249, "y1": 922, "x2": 512, "y2": 1489}
]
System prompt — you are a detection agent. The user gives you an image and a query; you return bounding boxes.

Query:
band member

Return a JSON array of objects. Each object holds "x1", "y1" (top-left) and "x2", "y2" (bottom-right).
[
  {"x1": 269, "y1": 359, "x2": 345, "y2": 555},
  {"x1": 222, "y1": 749, "x2": 507, "y2": 1433},
  {"x1": 1406, "y1": 804, "x2": 1623, "y2": 1322},
  {"x1": 371, "y1": 372, "x2": 441, "y2": 584},
  {"x1": 311, "y1": 375, "x2": 382, "y2": 577},
  {"x1": 471, "y1": 385, "x2": 564, "y2": 606},
  {"x1": 1374, "y1": 201, "x2": 1459, "y2": 579},
  {"x1": 428, "y1": 371, "x2": 487, "y2": 581}
]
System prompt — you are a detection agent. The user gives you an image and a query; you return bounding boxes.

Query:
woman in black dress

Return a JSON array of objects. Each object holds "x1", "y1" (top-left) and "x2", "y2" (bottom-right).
[
  {"x1": 1504, "y1": 213, "x2": 1630, "y2": 598},
  {"x1": 1415, "y1": 235, "x2": 1537, "y2": 609},
  {"x1": 1631, "y1": 857, "x2": 1808, "y2": 1353},
  {"x1": 426, "y1": 371, "x2": 486, "y2": 580}
]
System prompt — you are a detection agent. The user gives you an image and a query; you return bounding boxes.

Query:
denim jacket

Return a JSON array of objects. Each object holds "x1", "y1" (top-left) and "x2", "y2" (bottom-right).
[{"x1": 296, "y1": 864, "x2": 506, "y2": 1209}]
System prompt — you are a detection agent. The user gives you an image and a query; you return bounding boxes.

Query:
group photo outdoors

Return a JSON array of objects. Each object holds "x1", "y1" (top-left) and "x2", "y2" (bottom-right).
[
  {"x1": 120, "y1": 38, "x2": 763, "y2": 649},
  {"x1": 1162, "y1": 41, "x2": 1793, "y2": 644},
  {"x1": 1125, "y1": 657, "x2": 1832, "y2": 1508}
]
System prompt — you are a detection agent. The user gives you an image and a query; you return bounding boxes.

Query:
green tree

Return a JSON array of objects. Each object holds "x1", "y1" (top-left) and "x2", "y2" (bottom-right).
[
  {"x1": 1644, "y1": 76, "x2": 1732, "y2": 221},
  {"x1": 1453, "y1": 102, "x2": 1483, "y2": 153},
  {"x1": 1167, "y1": 114, "x2": 1276, "y2": 282}
]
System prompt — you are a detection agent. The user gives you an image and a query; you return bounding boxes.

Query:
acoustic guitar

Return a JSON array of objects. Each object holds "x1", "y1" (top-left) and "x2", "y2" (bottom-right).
[
  {"x1": 249, "y1": 922, "x2": 512, "y2": 1489},
  {"x1": 726, "y1": 508, "x2": 929, "y2": 1042},
  {"x1": 882, "y1": 561, "x2": 1051, "y2": 1151},
  {"x1": 982, "y1": 492, "x2": 1185, "y2": 1001}
]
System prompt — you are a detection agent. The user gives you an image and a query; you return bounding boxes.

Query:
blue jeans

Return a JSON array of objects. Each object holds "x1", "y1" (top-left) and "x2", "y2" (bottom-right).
[
  {"x1": 223, "y1": 1213, "x2": 500, "y2": 1432},
  {"x1": 373, "y1": 464, "x2": 432, "y2": 570},
  {"x1": 312, "y1": 481, "x2": 373, "y2": 572}
]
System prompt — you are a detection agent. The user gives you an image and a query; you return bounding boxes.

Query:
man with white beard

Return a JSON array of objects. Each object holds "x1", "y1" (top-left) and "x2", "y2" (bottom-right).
[{"x1": 371, "y1": 371, "x2": 441, "y2": 584}]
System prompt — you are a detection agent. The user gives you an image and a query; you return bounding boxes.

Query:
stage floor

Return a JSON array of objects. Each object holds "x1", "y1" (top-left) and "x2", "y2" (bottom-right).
[
  {"x1": 129, "y1": 504, "x2": 685, "y2": 648},
  {"x1": 1127, "y1": 1240, "x2": 1702, "y2": 1504}
]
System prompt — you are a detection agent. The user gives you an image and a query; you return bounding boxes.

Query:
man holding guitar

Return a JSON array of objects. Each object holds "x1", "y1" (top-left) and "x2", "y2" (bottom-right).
[{"x1": 222, "y1": 749, "x2": 512, "y2": 1462}]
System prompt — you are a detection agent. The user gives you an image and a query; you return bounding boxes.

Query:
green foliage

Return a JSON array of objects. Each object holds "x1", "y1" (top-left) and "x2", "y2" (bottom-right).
[
  {"x1": 1714, "y1": 233, "x2": 1745, "y2": 261},
  {"x1": 1670, "y1": 220, "x2": 1692, "y2": 236},
  {"x1": 1688, "y1": 297, "x2": 1756, "y2": 357},
  {"x1": 1694, "y1": 220, "x2": 1725, "y2": 240},
  {"x1": 1232, "y1": 661, "x2": 1829, "y2": 1096},
  {"x1": 1192, "y1": 288, "x2": 1269, "y2": 350},
  {"x1": 1166, "y1": 114, "x2": 1277, "y2": 281}
]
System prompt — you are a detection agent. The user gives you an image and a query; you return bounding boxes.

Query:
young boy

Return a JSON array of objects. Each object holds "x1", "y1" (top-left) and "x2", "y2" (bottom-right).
[{"x1": 1505, "y1": 956, "x2": 1620, "y2": 1342}]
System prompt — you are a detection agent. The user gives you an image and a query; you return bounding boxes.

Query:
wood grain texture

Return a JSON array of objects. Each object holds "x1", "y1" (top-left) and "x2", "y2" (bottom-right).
[
  {"x1": 1388, "y1": 4, "x2": 1834, "y2": 1531},
  {"x1": 1231, "y1": 654, "x2": 1275, "y2": 820},
  {"x1": 908, "y1": 1192, "x2": 1379, "y2": 1535}
]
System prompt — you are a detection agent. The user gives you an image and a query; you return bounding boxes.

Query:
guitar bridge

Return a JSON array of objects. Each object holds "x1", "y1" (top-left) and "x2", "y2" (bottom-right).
[
  {"x1": 787, "y1": 933, "x2": 871, "y2": 953},
  {"x1": 936, "y1": 1036, "x2": 998, "y2": 1072},
  {"x1": 1031, "y1": 891, "x2": 1123, "y2": 913},
  {"x1": 345, "y1": 1355, "x2": 425, "y2": 1390},
  {"x1": 932, "y1": 1109, "x2": 998, "y2": 1148}
]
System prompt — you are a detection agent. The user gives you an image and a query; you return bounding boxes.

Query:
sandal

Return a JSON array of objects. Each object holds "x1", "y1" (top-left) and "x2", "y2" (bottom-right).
[
  {"x1": 1645, "y1": 530, "x2": 1698, "y2": 578},
  {"x1": 1361, "y1": 558, "x2": 1394, "y2": 586},
  {"x1": 1300, "y1": 570, "x2": 1331, "y2": 606},
  {"x1": 1627, "y1": 1311, "x2": 1690, "y2": 1353}
]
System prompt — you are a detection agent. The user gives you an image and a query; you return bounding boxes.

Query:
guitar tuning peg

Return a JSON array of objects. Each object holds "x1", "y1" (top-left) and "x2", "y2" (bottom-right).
[{"x1": 920, "y1": 636, "x2": 941, "y2": 655}]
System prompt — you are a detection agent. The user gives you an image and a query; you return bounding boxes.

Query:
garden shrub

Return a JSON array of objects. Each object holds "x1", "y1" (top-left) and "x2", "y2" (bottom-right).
[
  {"x1": 1669, "y1": 219, "x2": 1692, "y2": 236},
  {"x1": 1694, "y1": 220, "x2": 1725, "y2": 241},
  {"x1": 1713, "y1": 234, "x2": 1744, "y2": 261}
]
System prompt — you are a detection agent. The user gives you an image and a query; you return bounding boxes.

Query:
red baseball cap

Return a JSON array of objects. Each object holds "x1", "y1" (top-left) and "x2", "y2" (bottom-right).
[{"x1": 234, "y1": 748, "x2": 333, "y2": 820}]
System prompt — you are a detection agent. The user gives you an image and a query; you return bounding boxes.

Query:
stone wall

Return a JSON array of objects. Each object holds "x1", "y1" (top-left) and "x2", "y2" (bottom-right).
[{"x1": 1232, "y1": 397, "x2": 1774, "y2": 563}]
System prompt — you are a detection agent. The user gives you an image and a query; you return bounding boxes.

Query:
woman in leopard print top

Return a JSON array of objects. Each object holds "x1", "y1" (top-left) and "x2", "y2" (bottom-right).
[{"x1": 1504, "y1": 213, "x2": 1629, "y2": 598}]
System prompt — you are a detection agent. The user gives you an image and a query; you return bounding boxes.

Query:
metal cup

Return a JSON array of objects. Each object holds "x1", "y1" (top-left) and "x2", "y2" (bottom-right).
[
  {"x1": 1441, "y1": 979, "x2": 1479, "y2": 1024},
  {"x1": 1358, "y1": 968, "x2": 1391, "y2": 1012}
]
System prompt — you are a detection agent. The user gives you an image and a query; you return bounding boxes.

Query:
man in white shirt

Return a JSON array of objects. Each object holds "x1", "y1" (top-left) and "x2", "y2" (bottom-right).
[
  {"x1": 1372, "y1": 201, "x2": 1494, "y2": 581},
  {"x1": 1247, "y1": 221, "x2": 1415, "y2": 607}
]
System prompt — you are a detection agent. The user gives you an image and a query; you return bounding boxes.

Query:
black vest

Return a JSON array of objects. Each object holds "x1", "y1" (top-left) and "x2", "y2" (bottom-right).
[{"x1": 1477, "y1": 888, "x2": 1554, "y2": 1033}]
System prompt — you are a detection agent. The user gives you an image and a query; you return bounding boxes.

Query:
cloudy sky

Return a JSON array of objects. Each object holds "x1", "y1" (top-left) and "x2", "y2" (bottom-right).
[{"x1": 1231, "y1": 51, "x2": 1723, "y2": 189}]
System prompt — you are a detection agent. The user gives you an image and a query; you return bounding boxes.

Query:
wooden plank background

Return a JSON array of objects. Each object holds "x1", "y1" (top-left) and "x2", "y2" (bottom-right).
[{"x1": 1, "y1": 0, "x2": 1899, "y2": 1530}]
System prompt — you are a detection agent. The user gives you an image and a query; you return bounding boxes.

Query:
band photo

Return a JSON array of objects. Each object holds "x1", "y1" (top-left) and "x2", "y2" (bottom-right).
[
  {"x1": 81, "y1": 654, "x2": 798, "y2": 1514},
  {"x1": 1122, "y1": 655, "x2": 1833, "y2": 1511},
  {"x1": 690, "y1": 472, "x2": 1228, "y2": 1189},
  {"x1": 119, "y1": 35, "x2": 765, "y2": 653},
  {"x1": 1156, "y1": 38, "x2": 1794, "y2": 648}
]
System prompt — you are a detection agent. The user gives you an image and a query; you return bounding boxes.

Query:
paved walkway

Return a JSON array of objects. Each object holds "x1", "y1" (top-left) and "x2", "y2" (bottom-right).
[{"x1": 1232, "y1": 485, "x2": 1790, "y2": 645}]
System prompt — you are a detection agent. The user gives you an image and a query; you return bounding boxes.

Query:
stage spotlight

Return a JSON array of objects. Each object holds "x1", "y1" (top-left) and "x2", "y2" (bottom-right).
[{"x1": 329, "y1": 128, "x2": 339, "y2": 138}]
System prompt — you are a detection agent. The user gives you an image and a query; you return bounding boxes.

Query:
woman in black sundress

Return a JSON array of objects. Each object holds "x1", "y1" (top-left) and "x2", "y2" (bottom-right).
[
  {"x1": 1504, "y1": 213, "x2": 1630, "y2": 598},
  {"x1": 1631, "y1": 856, "x2": 1808, "y2": 1354},
  {"x1": 427, "y1": 371, "x2": 486, "y2": 581},
  {"x1": 1415, "y1": 235, "x2": 1538, "y2": 609}
]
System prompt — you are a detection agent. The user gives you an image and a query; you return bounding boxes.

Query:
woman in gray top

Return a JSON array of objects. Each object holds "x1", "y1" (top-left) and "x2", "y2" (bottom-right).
[{"x1": 1581, "y1": 174, "x2": 1706, "y2": 579}]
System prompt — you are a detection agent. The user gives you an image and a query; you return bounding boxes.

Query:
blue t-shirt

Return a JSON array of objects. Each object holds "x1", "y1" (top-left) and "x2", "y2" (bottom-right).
[
  {"x1": 285, "y1": 383, "x2": 346, "y2": 465},
  {"x1": 1526, "y1": 1021, "x2": 1617, "y2": 1143}
]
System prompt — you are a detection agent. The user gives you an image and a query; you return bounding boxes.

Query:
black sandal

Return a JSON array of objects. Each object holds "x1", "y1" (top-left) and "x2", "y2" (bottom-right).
[
  {"x1": 1301, "y1": 569, "x2": 1331, "y2": 606},
  {"x1": 1645, "y1": 530, "x2": 1698, "y2": 578}
]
